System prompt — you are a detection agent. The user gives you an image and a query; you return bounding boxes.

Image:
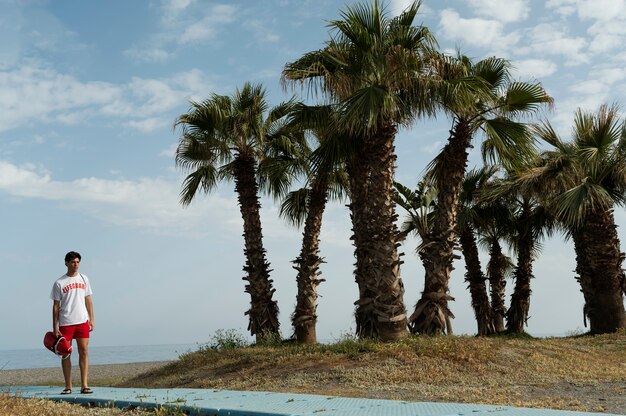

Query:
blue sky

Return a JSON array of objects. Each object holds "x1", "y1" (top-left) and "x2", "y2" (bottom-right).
[{"x1": 1, "y1": 0, "x2": 626, "y2": 350}]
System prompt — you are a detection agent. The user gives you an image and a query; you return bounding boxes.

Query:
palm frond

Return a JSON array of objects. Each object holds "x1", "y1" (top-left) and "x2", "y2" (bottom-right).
[
  {"x1": 179, "y1": 165, "x2": 219, "y2": 206},
  {"x1": 326, "y1": 169, "x2": 350, "y2": 201},
  {"x1": 532, "y1": 120, "x2": 565, "y2": 150},
  {"x1": 340, "y1": 85, "x2": 395, "y2": 134},
  {"x1": 472, "y1": 56, "x2": 511, "y2": 92},
  {"x1": 552, "y1": 181, "x2": 613, "y2": 227},
  {"x1": 393, "y1": 180, "x2": 437, "y2": 240},
  {"x1": 502, "y1": 82, "x2": 553, "y2": 117},
  {"x1": 481, "y1": 118, "x2": 536, "y2": 169},
  {"x1": 279, "y1": 188, "x2": 311, "y2": 227}
]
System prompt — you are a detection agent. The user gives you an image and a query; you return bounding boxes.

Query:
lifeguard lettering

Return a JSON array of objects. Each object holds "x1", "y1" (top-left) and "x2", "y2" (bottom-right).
[{"x1": 62, "y1": 282, "x2": 86, "y2": 294}]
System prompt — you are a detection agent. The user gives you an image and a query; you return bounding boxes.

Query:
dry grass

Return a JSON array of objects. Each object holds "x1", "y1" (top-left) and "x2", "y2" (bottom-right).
[
  {"x1": 122, "y1": 331, "x2": 626, "y2": 414},
  {"x1": 0, "y1": 393, "x2": 155, "y2": 415},
  {"x1": 5, "y1": 331, "x2": 625, "y2": 414}
]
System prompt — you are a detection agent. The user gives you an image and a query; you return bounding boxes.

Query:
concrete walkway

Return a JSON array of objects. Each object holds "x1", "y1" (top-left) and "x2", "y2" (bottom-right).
[{"x1": 2, "y1": 386, "x2": 620, "y2": 416}]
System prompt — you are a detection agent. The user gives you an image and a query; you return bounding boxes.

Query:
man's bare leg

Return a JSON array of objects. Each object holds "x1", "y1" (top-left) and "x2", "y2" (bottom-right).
[
  {"x1": 76, "y1": 338, "x2": 89, "y2": 390},
  {"x1": 61, "y1": 354, "x2": 72, "y2": 390}
]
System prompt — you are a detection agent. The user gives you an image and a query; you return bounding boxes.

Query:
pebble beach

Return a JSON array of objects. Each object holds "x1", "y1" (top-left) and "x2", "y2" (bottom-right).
[{"x1": 0, "y1": 361, "x2": 169, "y2": 387}]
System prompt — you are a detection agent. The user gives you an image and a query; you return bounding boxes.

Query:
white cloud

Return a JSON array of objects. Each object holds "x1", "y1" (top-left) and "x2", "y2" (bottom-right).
[
  {"x1": 164, "y1": 0, "x2": 194, "y2": 14},
  {"x1": 438, "y1": 9, "x2": 518, "y2": 51},
  {"x1": 547, "y1": 0, "x2": 626, "y2": 21},
  {"x1": 545, "y1": 0, "x2": 577, "y2": 17},
  {"x1": 129, "y1": 77, "x2": 185, "y2": 116},
  {"x1": 587, "y1": 18, "x2": 626, "y2": 55},
  {"x1": 569, "y1": 79, "x2": 608, "y2": 96},
  {"x1": 550, "y1": 96, "x2": 612, "y2": 133},
  {"x1": 517, "y1": 23, "x2": 588, "y2": 65},
  {"x1": 125, "y1": 118, "x2": 169, "y2": 134},
  {"x1": 0, "y1": 64, "x2": 211, "y2": 133},
  {"x1": 172, "y1": 68, "x2": 214, "y2": 95},
  {"x1": 588, "y1": 33, "x2": 623, "y2": 54},
  {"x1": 124, "y1": 47, "x2": 171, "y2": 63},
  {"x1": 389, "y1": 0, "x2": 415, "y2": 15},
  {"x1": 245, "y1": 20, "x2": 281, "y2": 44},
  {"x1": 590, "y1": 66, "x2": 626, "y2": 85},
  {"x1": 0, "y1": 65, "x2": 121, "y2": 132},
  {"x1": 176, "y1": 5, "x2": 237, "y2": 44},
  {"x1": 385, "y1": 0, "x2": 434, "y2": 16},
  {"x1": 513, "y1": 59, "x2": 558, "y2": 79},
  {"x1": 125, "y1": 3, "x2": 237, "y2": 63},
  {"x1": 576, "y1": 0, "x2": 626, "y2": 21},
  {"x1": 0, "y1": 160, "x2": 237, "y2": 234},
  {"x1": 467, "y1": 0, "x2": 530, "y2": 22},
  {"x1": 160, "y1": 143, "x2": 178, "y2": 158}
]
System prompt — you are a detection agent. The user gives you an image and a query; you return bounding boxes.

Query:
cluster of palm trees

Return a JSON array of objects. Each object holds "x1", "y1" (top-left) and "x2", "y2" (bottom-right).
[{"x1": 174, "y1": 1, "x2": 626, "y2": 343}]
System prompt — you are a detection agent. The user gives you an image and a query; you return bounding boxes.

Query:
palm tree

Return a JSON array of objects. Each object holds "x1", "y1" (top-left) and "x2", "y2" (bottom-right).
[
  {"x1": 411, "y1": 54, "x2": 552, "y2": 334},
  {"x1": 276, "y1": 105, "x2": 349, "y2": 343},
  {"x1": 518, "y1": 104, "x2": 626, "y2": 334},
  {"x1": 480, "y1": 215, "x2": 514, "y2": 333},
  {"x1": 482, "y1": 173, "x2": 555, "y2": 334},
  {"x1": 457, "y1": 167, "x2": 498, "y2": 336},
  {"x1": 394, "y1": 180, "x2": 456, "y2": 334},
  {"x1": 175, "y1": 82, "x2": 291, "y2": 342},
  {"x1": 282, "y1": 1, "x2": 437, "y2": 340}
]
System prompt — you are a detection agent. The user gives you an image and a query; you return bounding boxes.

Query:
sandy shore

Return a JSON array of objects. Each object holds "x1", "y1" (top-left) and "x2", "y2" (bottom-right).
[{"x1": 0, "y1": 361, "x2": 170, "y2": 387}]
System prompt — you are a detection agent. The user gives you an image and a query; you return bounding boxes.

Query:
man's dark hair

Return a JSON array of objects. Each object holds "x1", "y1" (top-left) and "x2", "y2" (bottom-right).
[{"x1": 65, "y1": 251, "x2": 82, "y2": 262}]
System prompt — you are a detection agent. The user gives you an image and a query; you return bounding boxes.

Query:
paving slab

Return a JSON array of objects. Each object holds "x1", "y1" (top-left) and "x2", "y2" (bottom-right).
[{"x1": 1, "y1": 385, "x2": 620, "y2": 416}]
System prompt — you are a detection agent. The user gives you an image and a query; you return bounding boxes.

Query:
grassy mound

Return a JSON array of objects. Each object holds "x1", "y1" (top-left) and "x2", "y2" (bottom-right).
[{"x1": 120, "y1": 331, "x2": 626, "y2": 413}]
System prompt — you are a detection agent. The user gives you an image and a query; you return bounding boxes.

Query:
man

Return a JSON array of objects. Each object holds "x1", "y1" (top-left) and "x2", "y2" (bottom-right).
[{"x1": 51, "y1": 251, "x2": 95, "y2": 395}]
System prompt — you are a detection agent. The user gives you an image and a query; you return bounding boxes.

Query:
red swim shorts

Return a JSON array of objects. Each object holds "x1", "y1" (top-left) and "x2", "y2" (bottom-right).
[{"x1": 59, "y1": 321, "x2": 90, "y2": 341}]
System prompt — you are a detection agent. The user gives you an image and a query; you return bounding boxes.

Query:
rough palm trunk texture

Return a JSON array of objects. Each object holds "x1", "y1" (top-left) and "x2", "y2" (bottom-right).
[
  {"x1": 579, "y1": 208, "x2": 626, "y2": 334},
  {"x1": 459, "y1": 224, "x2": 495, "y2": 336},
  {"x1": 351, "y1": 124, "x2": 407, "y2": 341},
  {"x1": 506, "y1": 202, "x2": 533, "y2": 334},
  {"x1": 409, "y1": 119, "x2": 470, "y2": 335},
  {"x1": 292, "y1": 178, "x2": 328, "y2": 344},
  {"x1": 488, "y1": 240, "x2": 507, "y2": 333},
  {"x1": 573, "y1": 231, "x2": 594, "y2": 328},
  {"x1": 347, "y1": 139, "x2": 376, "y2": 338},
  {"x1": 233, "y1": 155, "x2": 280, "y2": 342}
]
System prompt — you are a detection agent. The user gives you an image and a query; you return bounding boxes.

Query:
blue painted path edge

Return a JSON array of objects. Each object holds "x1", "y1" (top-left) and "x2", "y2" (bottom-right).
[{"x1": 2, "y1": 386, "x2": 620, "y2": 416}]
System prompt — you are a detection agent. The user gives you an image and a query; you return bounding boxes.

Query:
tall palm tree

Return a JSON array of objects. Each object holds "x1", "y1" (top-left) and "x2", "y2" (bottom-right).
[
  {"x1": 482, "y1": 173, "x2": 555, "y2": 334},
  {"x1": 412, "y1": 54, "x2": 552, "y2": 334},
  {"x1": 175, "y1": 82, "x2": 291, "y2": 342},
  {"x1": 282, "y1": 0, "x2": 437, "y2": 340},
  {"x1": 457, "y1": 167, "x2": 499, "y2": 336},
  {"x1": 394, "y1": 180, "x2": 457, "y2": 335},
  {"x1": 472, "y1": 194, "x2": 516, "y2": 333},
  {"x1": 276, "y1": 104, "x2": 349, "y2": 343},
  {"x1": 518, "y1": 104, "x2": 626, "y2": 334}
]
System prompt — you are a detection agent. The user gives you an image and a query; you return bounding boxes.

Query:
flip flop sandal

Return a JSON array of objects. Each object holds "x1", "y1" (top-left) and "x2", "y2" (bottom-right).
[
  {"x1": 60, "y1": 388, "x2": 72, "y2": 395},
  {"x1": 80, "y1": 387, "x2": 93, "y2": 394}
]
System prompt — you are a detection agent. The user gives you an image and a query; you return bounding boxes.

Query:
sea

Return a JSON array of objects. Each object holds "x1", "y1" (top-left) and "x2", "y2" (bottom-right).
[{"x1": 0, "y1": 343, "x2": 200, "y2": 371}]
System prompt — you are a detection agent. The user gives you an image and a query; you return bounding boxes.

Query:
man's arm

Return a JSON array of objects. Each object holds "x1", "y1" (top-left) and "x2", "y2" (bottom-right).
[
  {"x1": 85, "y1": 295, "x2": 94, "y2": 331},
  {"x1": 52, "y1": 300, "x2": 61, "y2": 336}
]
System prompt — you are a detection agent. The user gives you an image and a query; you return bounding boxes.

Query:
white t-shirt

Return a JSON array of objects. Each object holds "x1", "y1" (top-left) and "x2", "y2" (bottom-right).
[{"x1": 50, "y1": 274, "x2": 93, "y2": 326}]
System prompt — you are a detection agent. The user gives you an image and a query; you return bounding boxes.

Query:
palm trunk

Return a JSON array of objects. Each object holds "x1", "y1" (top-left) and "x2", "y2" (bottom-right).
[
  {"x1": 233, "y1": 154, "x2": 280, "y2": 342},
  {"x1": 347, "y1": 138, "x2": 377, "y2": 338},
  {"x1": 506, "y1": 202, "x2": 534, "y2": 333},
  {"x1": 409, "y1": 118, "x2": 470, "y2": 335},
  {"x1": 578, "y1": 208, "x2": 626, "y2": 334},
  {"x1": 291, "y1": 178, "x2": 328, "y2": 343},
  {"x1": 487, "y1": 240, "x2": 507, "y2": 333},
  {"x1": 352, "y1": 124, "x2": 407, "y2": 341},
  {"x1": 572, "y1": 230, "x2": 594, "y2": 328},
  {"x1": 459, "y1": 224, "x2": 495, "y2": 336}
]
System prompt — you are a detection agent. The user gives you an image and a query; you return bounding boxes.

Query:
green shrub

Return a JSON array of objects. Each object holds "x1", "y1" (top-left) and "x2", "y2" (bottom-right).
[{"x1": 203, "y1": 329, "x2": 250, "y2": 351}]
